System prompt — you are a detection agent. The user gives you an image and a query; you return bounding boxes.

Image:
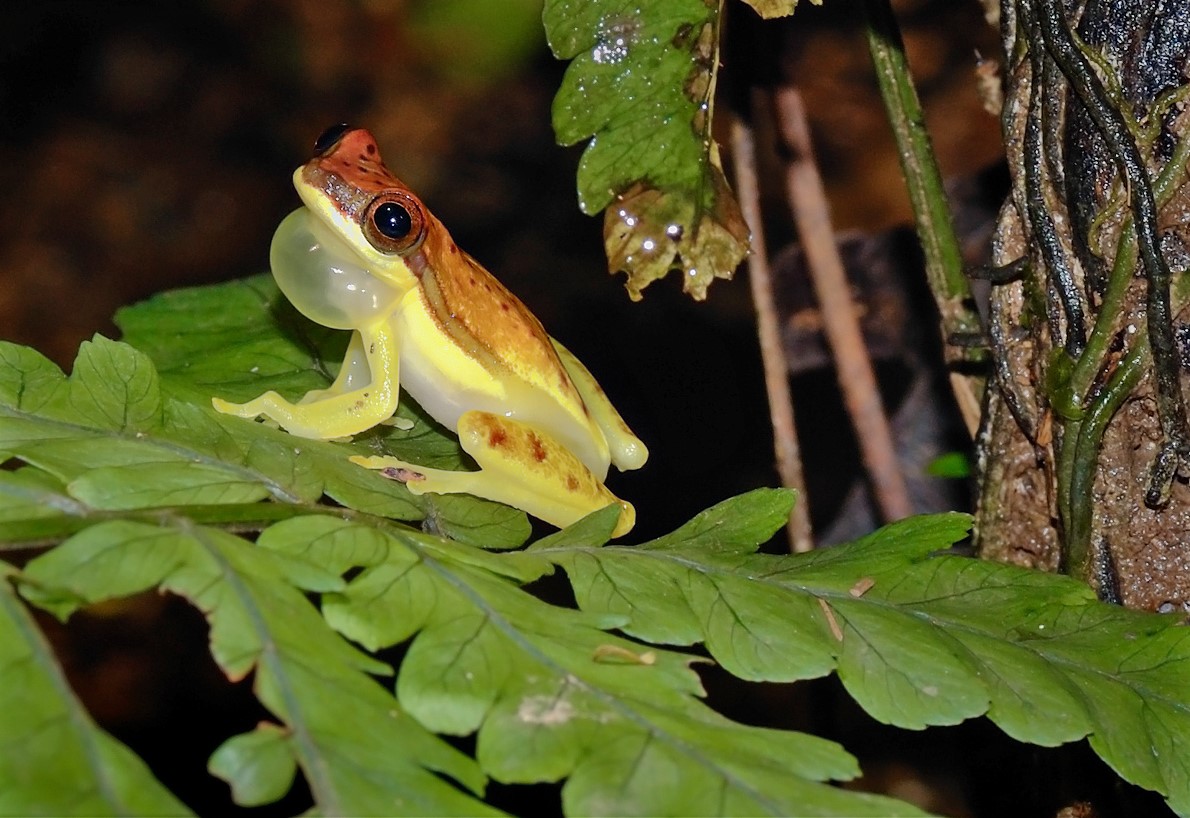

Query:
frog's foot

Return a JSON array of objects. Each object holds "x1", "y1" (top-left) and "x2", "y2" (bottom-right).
[
  {"x1": 352, "y1": 410, "x2": 635, "y2": 536},
  {"x1": 212, "y1": 385, "x2": 396, "y2": 440},
  {"x1": 213, "y1": 392, "x2": 326, "y2": 437}
]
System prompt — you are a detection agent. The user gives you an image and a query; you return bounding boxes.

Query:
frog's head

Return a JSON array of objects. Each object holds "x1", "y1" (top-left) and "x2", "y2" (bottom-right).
[
  {"x1": 296, "y1": 124, "x2": 437, "y2": 281},
  {"x1": 270, "y1": 124, "x2": 443, "y2": 328}
]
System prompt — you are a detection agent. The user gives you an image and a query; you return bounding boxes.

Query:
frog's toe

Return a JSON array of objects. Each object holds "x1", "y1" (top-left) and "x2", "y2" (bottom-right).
[
  {"x1": 213, "y1": 392, "x2": 286, "y2": 421},
  {"x1": 350, "y1": 455, "x2": 464, "y2": 497},
  {"x1": 351, "y1": 454, "x2": 414, "y2": 472},
  {"x1": 212, "y1": 396, "x2": 253, "y2": 417}
]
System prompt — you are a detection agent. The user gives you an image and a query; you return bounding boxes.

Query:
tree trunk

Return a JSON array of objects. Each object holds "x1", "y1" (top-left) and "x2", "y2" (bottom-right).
[{"x1": 976, "y1": 0, "x2": 1190, "y2": 609}]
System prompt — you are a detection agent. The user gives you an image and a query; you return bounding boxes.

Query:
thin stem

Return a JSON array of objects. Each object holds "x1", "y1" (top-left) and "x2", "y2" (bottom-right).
[
  {"x1": 1066, "y1": 341, "x2": 1147, "y2": 580},
  {"x1": 0, "y1": 501, "x2": 341, "y2": 551},
  {"x1": 730, "y1": 112, "x2": 814, "y2": 553},
  {"x1": 1068, "y1": 130, "x2": 1190, "y2": 403},
  {"x1": 1021, "y1": 2, "x2": 1086, "y2": 355},
  {"x1": 775, "y1": 88, "x2": 914, "y2": 523},
  {"x1": 860, "y1": 0, "x2": 976, "y2": 333}
]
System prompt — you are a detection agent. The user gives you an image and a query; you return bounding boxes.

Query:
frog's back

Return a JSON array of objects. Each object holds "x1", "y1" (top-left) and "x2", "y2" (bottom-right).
[{"x1": 419, "y1": 236, "x2": 576, "y2": 399}]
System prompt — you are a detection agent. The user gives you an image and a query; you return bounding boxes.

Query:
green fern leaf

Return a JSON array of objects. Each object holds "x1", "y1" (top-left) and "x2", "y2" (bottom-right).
[
  {"x1": 0, "y1": 575, "x2": 191, "y2": 816},
  {"x1": 535, "y1": 499, "x2": 1190, "y2": 815},
  {"x1": 19, "y1": 520, "x2": 494, "y2": 816},
  {"x1": 258, "y1": 513, "x2": 924, "y2": 816}
]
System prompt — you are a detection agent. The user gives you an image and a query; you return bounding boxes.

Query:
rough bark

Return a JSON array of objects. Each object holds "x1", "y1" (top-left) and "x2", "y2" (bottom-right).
[{"x1": 976, "y1": 0, "x2": 1190, "y2": 610}]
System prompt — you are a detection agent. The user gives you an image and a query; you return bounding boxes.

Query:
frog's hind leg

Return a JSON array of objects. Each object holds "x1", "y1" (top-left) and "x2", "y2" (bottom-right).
[
  {"x1": 352, "y1": 410, "x2": 635, "y2": 536},
  {"x1": 549, "y1": 339, "x2": 648, "y2": 472}
]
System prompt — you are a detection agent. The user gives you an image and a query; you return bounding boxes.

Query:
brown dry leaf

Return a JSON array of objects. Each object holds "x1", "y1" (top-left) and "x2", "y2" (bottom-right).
[
  {"x1": 737, "y1": 0, "x2": 808, "y2": 19},
  {"x1": 604, "y1": 171, "x2": 750, "y2": 301}
]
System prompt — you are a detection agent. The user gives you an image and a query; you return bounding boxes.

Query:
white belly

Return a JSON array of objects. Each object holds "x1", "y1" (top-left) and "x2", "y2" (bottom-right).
[{"x1": 393, "y1": 300, "x2": 611, "y2": 479}]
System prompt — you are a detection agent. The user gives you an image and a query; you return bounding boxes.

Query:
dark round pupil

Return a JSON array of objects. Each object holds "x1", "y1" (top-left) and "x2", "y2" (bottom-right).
[{"x1": 373, "y1": 202, "x2": 412, "y2": 240}]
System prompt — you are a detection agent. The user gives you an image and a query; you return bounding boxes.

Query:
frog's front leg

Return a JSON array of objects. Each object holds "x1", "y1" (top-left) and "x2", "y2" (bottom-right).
[
  {"x1": 298, "y1": 330, "x2": 370, "y2": 404},
  {"x1": 213, "y1": 323, "x2": 399, "y2": 439},
  {"x1": 352, "y1": 410, "x2": 636, "y2": 536}
]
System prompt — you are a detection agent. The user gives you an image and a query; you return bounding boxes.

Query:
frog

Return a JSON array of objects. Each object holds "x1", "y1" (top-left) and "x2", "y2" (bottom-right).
[{"x1": 213, "y1": 124, "x2": 647, "y2": 536}]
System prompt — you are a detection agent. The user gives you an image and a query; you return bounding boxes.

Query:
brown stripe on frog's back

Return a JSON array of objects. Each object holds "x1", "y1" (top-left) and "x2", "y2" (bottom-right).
[
  {"x1": 300, "y1": 129, "x2": 416, "y2": 220},
  {"x1": 415, "y1": 221, "x2": 583, "y2": 407}
]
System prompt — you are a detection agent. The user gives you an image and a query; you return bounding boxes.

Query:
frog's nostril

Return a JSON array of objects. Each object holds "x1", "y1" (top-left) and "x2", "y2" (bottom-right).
[{"x1": 314, "y1": 123, "x2": 352, "y2": 156}]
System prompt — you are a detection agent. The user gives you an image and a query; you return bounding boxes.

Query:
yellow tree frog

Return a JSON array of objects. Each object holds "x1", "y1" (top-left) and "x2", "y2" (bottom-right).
[{"x1": 213, "y1": 125, "x2": 647, "y2": 536}]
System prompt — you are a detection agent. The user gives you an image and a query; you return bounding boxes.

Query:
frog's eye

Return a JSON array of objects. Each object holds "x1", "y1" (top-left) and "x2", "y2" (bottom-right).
[
  {"x1": 364, "y1": 194, "x2": 426, "y2": 254},
  {"x1": 314, "y1": 123, "x2": 352, "y2": 156}
]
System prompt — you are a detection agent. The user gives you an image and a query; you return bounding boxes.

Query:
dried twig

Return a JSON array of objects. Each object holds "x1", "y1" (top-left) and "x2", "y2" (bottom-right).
[
  {"x1": 775, "y1": 87, "x2": 914, "y2": 523},
  {"x1": 731, "y1": 114, "x2": 814, "y2": 553}
]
